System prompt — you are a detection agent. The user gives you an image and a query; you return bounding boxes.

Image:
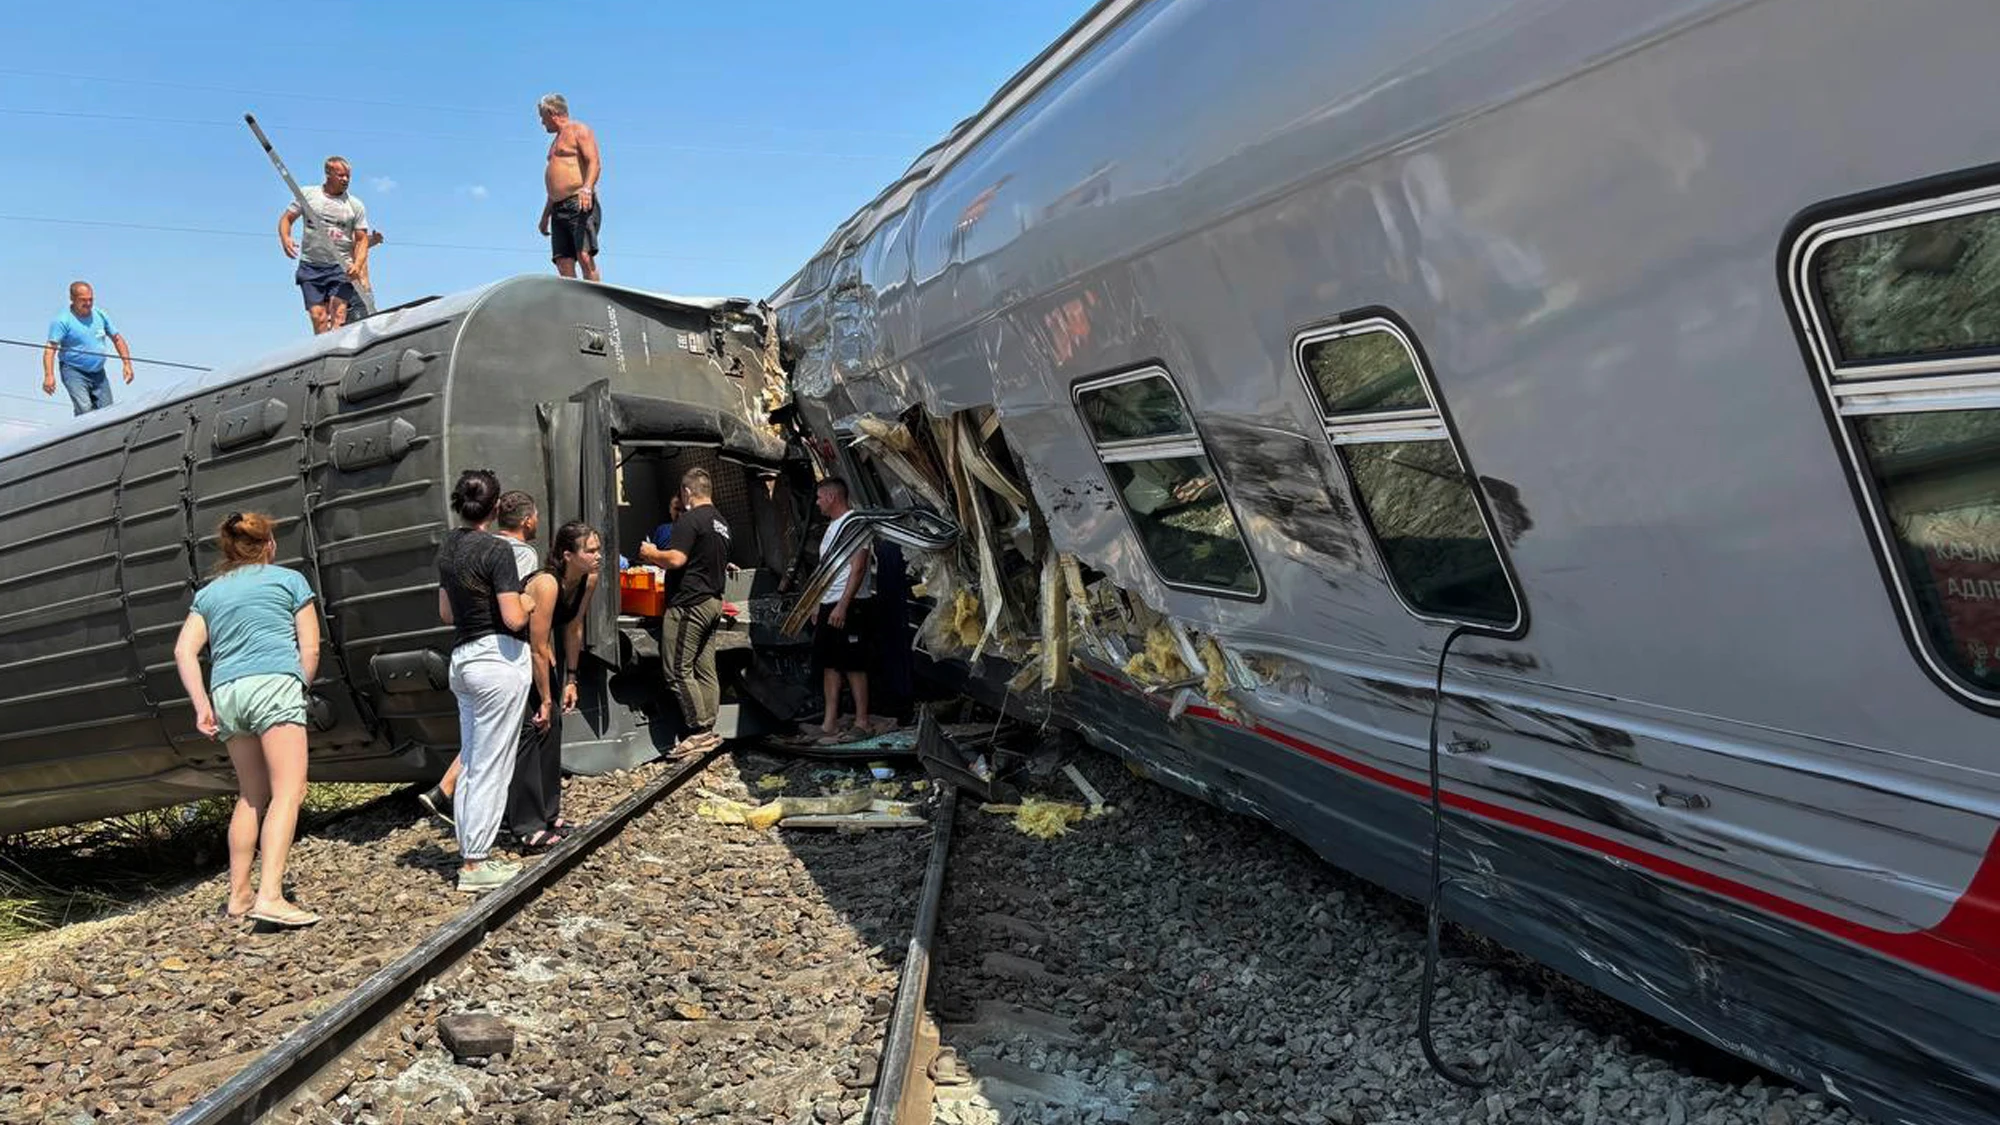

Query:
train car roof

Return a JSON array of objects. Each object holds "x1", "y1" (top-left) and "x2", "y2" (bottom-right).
[
  {"x1": 772, "y1": 0, "x2": 1148, "y2": 303},
  {"x1": 1, "y1": 275, "x2": 763, "y2": 461}
]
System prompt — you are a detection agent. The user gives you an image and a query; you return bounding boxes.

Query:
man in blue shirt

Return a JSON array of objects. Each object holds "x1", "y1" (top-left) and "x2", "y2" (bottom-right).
[
  {"x1": 647, "y1": 494, "x2": 684, "y2": 560},
  {"x1": 41, "y1": 281, "x2": 134, "y2": 416}
]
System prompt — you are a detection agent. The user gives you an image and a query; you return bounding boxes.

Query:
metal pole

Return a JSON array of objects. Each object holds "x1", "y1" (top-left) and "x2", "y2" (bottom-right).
[
  {"x1": 244, "y1": 113, "x2": 375, "y2": 317},
  {"x1": 244, "y1": 114, "x2": 316, "y2": 227}
]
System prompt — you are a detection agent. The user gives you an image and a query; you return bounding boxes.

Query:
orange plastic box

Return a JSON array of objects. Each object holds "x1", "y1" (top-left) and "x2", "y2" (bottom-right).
[{"x1": 619, "y1": 569, "x2": 664, "y2": 617}]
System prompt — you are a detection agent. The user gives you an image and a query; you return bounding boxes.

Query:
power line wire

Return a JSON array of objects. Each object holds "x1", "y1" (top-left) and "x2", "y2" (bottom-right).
[
  {"x1": 0, "y1": 385, "x2": 77, "y2": 406},
  {"x1": 0, "y1": 214, "x2": 751, "y2": 264},
  {"x1": 0, "y1": 338, "x2": 211, "y2": 371},
  {"x1": 0, "y1": 389, "x2": 58, "y2": 408}
]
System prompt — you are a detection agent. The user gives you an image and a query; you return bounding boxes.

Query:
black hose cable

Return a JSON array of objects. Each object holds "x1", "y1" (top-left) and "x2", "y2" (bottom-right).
[{"x1": 1418, "y1": 622, "x2": 1489, "y2": 1088}]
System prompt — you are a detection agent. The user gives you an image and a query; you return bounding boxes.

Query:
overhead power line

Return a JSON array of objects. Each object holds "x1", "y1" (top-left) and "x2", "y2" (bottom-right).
[
  {"x1": 0, "y1": 390, "x2": 59, "y2": 410},
  {"x1": 0, "y1": 214, "x2": 751, "y2": 264},
  {"x1": 0, "y1": 338, "x2": 211, "y2": 371}
]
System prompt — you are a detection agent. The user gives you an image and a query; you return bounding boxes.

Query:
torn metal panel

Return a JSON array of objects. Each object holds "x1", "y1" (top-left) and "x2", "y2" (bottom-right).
[
  {"x1": 953, "y1": 410, "x2": 1032, "y2": 512},
  {"x1": 1040, "y1": 549, "x2": 1072, "y2": 692},
  {"x1": 847, "y1": 414, "x2": 952, "y2": 513},
  {"x1": 780, "y1": 509, "x2": 961, "y2": 636},
  {"x1": 944, "y1": 414, "x2": 1021, "y2": 662}
]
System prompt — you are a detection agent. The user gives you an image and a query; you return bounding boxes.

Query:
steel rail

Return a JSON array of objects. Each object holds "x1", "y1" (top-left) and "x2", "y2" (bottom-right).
[
  {"x1": 170, "y1": 748, "x2": 723, "y2": 1125},
  {"x1": 869, "y1": 781, "x2": 960, "y2": 1125}
]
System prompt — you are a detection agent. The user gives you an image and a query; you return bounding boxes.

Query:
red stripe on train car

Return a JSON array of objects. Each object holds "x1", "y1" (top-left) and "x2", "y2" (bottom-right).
[{"x1": 1082, "y1": 668, "x2": 2000, "y2": 994}]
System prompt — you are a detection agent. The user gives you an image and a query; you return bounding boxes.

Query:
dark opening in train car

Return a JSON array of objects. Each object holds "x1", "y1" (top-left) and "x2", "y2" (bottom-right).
[{"x1": 0, "y1": 276, "x2": 813, "y2": 833}]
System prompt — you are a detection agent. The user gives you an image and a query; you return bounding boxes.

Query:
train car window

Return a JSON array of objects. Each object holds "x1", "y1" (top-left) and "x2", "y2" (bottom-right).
[
  {"x1": 1295, "y1": 320, "x2": 1521, "y2": 628},
  {"x1": 1078, "y1": 374, "x2": 1197, "y2": 443},
  {"x1": 1793, "y1": 186, "x2": 2000, "y2": 704},
  {"x1": 1302, "y1": 327, "x2": 1430, "y2": 414},
  {"x1": 1074, "y1": 369, "x2": 1261, "y2": 598},
  {"x1": 1854, "y1": 411, "x2": 2000, "y2": 690},
  {"x1": 1813, "y1": 208, "x2": 2000, "y2": 367}
]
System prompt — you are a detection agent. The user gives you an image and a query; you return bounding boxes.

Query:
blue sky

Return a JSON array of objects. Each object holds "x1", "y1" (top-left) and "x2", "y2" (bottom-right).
[{"x1": 0, "y1": 0, "x2": 1089, "y2": 440}]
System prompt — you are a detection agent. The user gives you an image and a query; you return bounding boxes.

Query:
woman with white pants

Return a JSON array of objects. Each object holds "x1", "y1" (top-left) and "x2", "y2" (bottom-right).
[{"x1": 435, "y1": 469, "x2": 534, "y2": 893}]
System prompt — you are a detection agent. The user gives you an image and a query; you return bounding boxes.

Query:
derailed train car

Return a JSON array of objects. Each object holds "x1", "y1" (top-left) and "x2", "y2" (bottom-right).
[
  {"x1": 771, "y1": 0, "x2": 2000, "y2": 1121},
  {"x1": 0, "y1": 277, "x2": 812, "y2": 833}
]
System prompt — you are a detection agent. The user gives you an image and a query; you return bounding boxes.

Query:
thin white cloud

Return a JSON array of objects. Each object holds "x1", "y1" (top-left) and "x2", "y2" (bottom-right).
[
  {"x1": 369, "y1": 176, "x2": 398, "y2": 193},
  {"x1": 460, "y1": 184, "x2": 489, "y2": 200}
]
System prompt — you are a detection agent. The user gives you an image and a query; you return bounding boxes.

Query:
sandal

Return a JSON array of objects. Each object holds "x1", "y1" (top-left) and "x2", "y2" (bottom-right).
[
  {"x1": 519, "y1": 827, "x2": 567, "y2": 851},
  {"x1": 671, "y1": 731, "x2": 723, "y2": 758},
  {"x1": 248, "y1": 903, "x2": 321, "y2": 928},
  {"x1": 416, "y1": 786, "x2": 454, "y2": 827}
]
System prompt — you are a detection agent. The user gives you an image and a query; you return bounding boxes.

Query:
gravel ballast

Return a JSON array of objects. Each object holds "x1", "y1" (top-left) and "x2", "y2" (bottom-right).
[
  {"x1": 0, "y1": 741, "x2": 1863, "y2": 1124},
  {"x1": 920, "y1": 749, "x2": 1858, "y2": 1125}
]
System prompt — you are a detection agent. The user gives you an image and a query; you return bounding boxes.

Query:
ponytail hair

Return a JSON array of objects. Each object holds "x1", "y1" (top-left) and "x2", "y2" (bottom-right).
[
  {"x1": 544, "y1": 520, "x2": 600, "y2": 578},
  {"x1": 450, "y1": 468, "x2": 501, "y2": 524},
  {"x1": 214, "y1": 511, "x2": 276, "y2": 575}
]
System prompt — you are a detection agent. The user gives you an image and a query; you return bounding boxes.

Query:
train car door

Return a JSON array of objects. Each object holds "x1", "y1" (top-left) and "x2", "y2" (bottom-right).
[{"x1": 533, "y1": 382, "x2": 635, "y2": 772}]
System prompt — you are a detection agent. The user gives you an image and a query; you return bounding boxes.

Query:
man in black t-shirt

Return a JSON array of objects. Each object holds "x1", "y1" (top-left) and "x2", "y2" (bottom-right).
[{"x1": 638, "y1": 467, "x2": 731, "y2": 754}]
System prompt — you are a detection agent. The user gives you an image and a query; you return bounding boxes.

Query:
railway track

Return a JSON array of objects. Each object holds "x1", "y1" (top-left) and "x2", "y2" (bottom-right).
[
  {"x1": 168, "y1": 750, "x2": 729, "y2": 1124},
  {"x1": 153, "y1": 745, "x2": 958, "y2": 1125},
  {"x1": 6, "y1": 725, "x2": 1864, "y2": 1125}
]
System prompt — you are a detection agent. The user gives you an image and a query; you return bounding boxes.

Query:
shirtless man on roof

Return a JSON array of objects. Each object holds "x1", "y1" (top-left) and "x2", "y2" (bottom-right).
[{"x1": 536, "y1": 94, "x2": 603, "y2": 282}]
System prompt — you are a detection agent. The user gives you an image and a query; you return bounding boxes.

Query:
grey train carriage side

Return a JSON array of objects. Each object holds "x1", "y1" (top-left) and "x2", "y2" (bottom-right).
[
  {"x1": 771, "y1": 0, "x2": 2000, "y2": 1121},
  {"x1": 0, "y1": 277, "x2": 811, "y2": 835}
]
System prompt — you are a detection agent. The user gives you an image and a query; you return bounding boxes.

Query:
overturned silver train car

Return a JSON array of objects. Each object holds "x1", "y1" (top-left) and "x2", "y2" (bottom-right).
[
  {"x1": 771, "y1": 0, "x2": 2000, "y2": 1121},
  {"x1": 0, "y1": 277, "x2": 813, "y2": 833}
]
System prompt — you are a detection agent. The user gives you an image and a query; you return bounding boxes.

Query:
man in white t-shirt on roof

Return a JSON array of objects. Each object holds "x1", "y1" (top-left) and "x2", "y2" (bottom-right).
[
  {"x1": 277, "y1": 155, "x2": 370, "y2": 335},
  {"x1": 811, "y1": 478, "x2": 884, "y2": 742}
]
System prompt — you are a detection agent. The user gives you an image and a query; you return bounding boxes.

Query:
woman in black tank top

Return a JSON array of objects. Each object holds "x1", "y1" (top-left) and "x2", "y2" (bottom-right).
[{"x1": 507, "y1": 521, "x2": 603, "y2": 848}]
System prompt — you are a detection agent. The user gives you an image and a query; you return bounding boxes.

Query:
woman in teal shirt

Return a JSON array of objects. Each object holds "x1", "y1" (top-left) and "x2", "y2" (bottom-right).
[{"x1": 172, "y1": 512, "x2": 323, "y2": 928}]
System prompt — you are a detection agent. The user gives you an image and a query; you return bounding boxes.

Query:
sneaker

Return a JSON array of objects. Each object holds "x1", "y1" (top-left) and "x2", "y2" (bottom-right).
[
  {"x1": 456, "y1": 860, "x2": 521, "y2": 894},
  {"x1": 417, "y1": 786, "x2": 454, "y2": 827}
]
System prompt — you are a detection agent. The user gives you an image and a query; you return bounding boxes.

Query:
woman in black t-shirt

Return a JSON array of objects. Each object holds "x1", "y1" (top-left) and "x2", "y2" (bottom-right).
[{"x1": 435, "y1": 469, "x2": 534, "y2": 894}]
